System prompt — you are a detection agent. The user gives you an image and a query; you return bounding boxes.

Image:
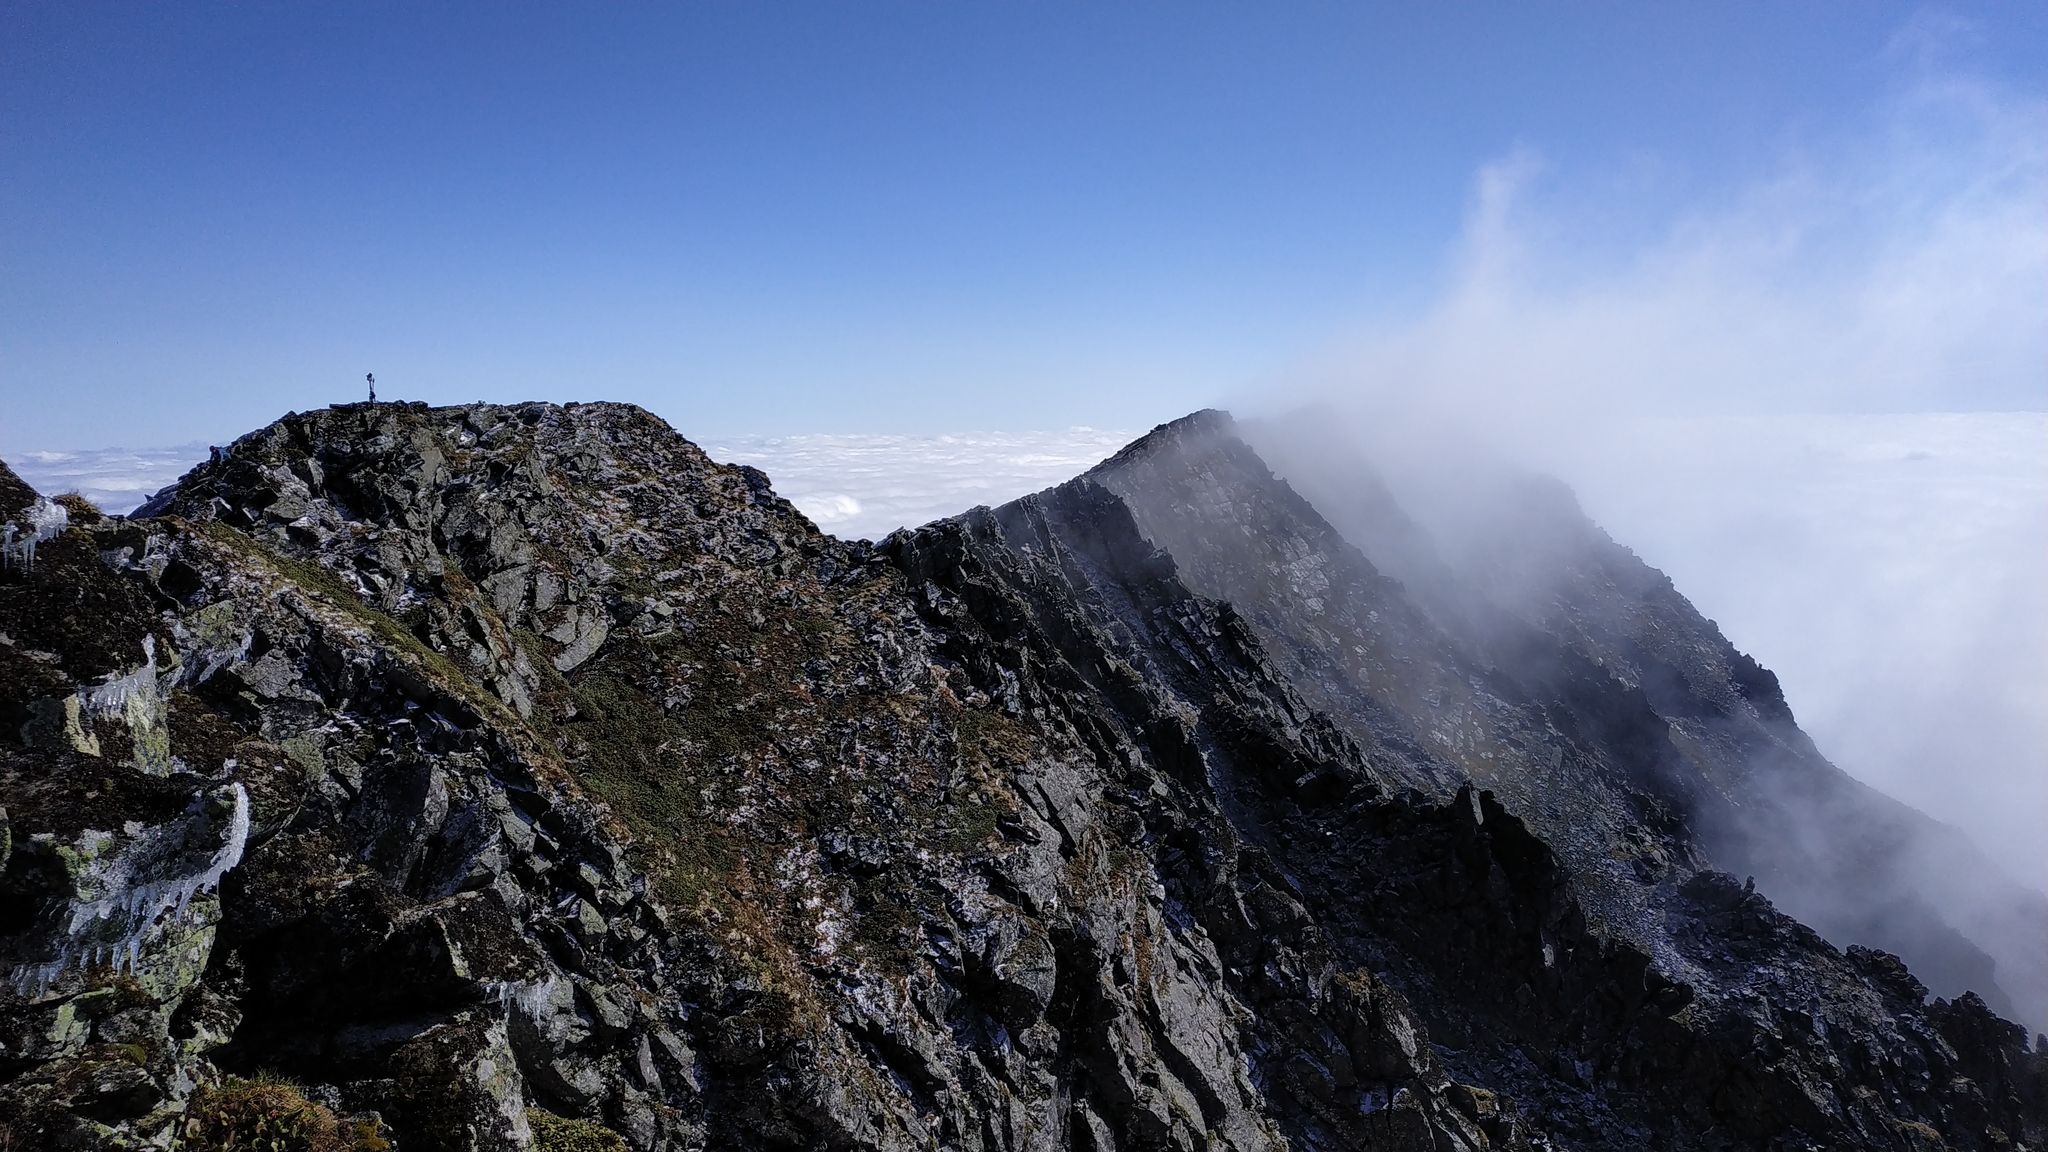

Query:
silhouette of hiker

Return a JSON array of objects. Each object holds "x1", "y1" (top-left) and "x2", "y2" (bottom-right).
[{"x1": 367, "y1": 373, "x2": 377, "y2": 403}]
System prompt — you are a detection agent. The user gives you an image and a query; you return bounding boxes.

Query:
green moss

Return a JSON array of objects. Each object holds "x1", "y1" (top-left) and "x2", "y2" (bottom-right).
[
  {"x1": 343, "y1": 1118, "x2": 390, "y2": 1152},
  {"x1": 75, "y1": 973, "x2": 153, "y2": 1016},
  {"x1": 547, "y1": 667, "x2": 732, "y2": 911},
  {"x1": 954, "y1": 707, "x2": 1034, "y2": 765},
  {"x1": 850, "y1": 876, "x2": 919, "y2": 968},
  {"x1": 168, "y1": 688, "x2": 246, "y2": 771},
  {"x1": 944, "y1": 708, "x2": 1032, "y2": 855},
  {"x1": 512, "y1": 629, "x2": 574, "y2": 696},
  {"x1": 512, "y1": 592, "x2": 829, "y2": 915},
  {"x1": 945, "y1": 793, "x2": 1006, "y2": 855},
  {"x1": 526, "y1": 1109, "x2": 628, "y2": 1152},
  {"x1": 180, "y1": 1074, "x2": 351, "y2": 1152}
]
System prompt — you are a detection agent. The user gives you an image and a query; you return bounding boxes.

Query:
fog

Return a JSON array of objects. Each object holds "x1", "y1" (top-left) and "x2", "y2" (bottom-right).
[
  {"x1": 1238, "y1": 41, "x2": 2045, "y2": 888},
  {"x1": 1230, "y1": 40, "x2": 2045, "y2": 1028},
  {"x1": 1559, "y1": 414, "x2": 2046, "y2": 889}
]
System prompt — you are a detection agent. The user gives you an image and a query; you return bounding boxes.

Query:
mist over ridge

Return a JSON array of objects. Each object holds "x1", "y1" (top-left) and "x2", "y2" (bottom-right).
[
  {"x1": 1233, "y1": 407, "x2": 2045, "y2": 1034},
  {"x1": 14, "y1": 408, "x2": 2042, "y2": 914},
  {"x1": 41, "y1": 402, "x2": 2036, "y2": 1035},
  {"x1": 1214, "y1": 27, "x2": 2045, "y2": 943}
]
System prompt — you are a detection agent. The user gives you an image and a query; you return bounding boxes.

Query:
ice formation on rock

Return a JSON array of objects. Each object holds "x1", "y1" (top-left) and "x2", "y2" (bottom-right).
[
  {"x1": 79, "y1": 635, "x2": 159, "y2": 719},
  {"x1": 0, "y1": 495, "x2": 68, "y2": 570},
  {"x1": 9, "y1": 783, "x2": 249, "y2": 997},
  {"x1": 78, "y1": 635, "x2": 177, "y2": 773}
]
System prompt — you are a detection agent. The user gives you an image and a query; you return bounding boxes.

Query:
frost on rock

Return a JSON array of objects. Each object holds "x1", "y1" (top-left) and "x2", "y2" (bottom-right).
[
  {"x1": 9, "y1": 783, "x2": 250, "y2": 998},
  {"x1": 79, "y1": 635, "x2": 177, "y2": 774},
  {"x1": 1, "y1": 495, "x2": 68, "y2": 570}
]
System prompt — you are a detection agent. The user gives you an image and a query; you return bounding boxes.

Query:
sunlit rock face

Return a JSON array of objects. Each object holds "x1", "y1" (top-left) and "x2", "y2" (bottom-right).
[{"x1": 1, "y1": 405, "x2": 2042, "y2": 1152}]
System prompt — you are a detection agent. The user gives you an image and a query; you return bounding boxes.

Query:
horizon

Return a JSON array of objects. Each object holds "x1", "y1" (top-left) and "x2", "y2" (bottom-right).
[
  {"x1": 3, "y1": 1, "x2": 2043, "y2": 969},
  {"x1": 8, "y1": 402, "x2": 2043, "y2": 903},
  {"x1": 4, "y1": 2, "x2": 2044, "y2": 452}
]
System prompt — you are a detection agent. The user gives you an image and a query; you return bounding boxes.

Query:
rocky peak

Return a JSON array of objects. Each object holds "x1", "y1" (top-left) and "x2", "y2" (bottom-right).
[{"x1": 1, "y1": 403, "x2": 2042, "y2": 1152}]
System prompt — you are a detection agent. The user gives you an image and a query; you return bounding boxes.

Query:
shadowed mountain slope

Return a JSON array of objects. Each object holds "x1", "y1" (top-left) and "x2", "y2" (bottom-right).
[
  {"x1": 0, "y1": 403, "x2": 2042, "y2": 1152},
  {"x1": 1236, "y1": 410, "x2": 2048, "y2": 1034}
]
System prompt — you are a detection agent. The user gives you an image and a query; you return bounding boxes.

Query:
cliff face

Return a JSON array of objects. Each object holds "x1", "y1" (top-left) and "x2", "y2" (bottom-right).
[{"x1": 1, "y1": 402, "x2": 2041, "y2": 1152}]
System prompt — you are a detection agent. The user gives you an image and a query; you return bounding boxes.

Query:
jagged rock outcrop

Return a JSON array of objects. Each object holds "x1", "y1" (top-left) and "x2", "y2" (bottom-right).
[{"x1": 1, "y1": 403, "x2": 2042, "y2": 1151}]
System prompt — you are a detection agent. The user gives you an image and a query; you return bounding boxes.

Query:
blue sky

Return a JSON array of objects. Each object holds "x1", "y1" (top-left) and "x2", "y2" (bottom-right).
[
  {"x1": 3, "y1": 2, "x2": 2044, "y2": 450},
  {"x1": 4, "y1": 2, "x2": 2045, "y2": 927}
]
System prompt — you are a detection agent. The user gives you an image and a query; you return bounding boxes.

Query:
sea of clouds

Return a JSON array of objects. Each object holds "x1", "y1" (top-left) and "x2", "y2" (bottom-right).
[
  {"x1": 705, "y1": 428, "x2": 1138, "y2": 543},
  {"x1": 8, "y1": 444, "x2": 211, "y2": 519}
]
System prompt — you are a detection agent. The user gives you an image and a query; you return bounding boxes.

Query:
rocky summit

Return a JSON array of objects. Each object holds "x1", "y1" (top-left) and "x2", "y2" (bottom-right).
[{"x1": 1, "y1": 401, "x2": 2042, "y2": 1152}]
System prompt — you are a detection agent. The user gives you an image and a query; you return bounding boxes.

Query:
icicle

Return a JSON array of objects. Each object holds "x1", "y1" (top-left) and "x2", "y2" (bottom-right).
[
  {"x1": 0, "y1": 496, "x2": 68, "y2": 571},
  {"x1": 75, "y1": 636, "x2": 178, "y2": 775},
  {"x1": 10, "y1": 784, "x2": 249, "y2": 998},
  {"x1": 80, "y1": 636, "x2": 158, "y2": 722}
]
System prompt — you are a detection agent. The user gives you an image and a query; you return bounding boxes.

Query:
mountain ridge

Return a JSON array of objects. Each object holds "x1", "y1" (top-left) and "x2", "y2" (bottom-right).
[
  {"x1": 0, "y1": 399, "x2": 2041, "y2": 1151},
  {"x1": 1237, "y1": 408, "x2": 2047, "y2": 1031}
]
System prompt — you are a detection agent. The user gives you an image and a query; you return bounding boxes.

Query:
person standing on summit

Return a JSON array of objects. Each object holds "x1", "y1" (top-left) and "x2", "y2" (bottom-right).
[{"x1": 367, "y1": 373, "x2": 376, "y2": 403}]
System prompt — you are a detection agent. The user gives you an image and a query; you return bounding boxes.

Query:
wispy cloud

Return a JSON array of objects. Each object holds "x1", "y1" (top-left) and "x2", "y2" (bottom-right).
[
  {"x1": 1297, "y1": 49, "x2": 2045, "y2": 431},
  {"x1": 1257, "y1": 36, "x2": 2047, "y2": 891}
]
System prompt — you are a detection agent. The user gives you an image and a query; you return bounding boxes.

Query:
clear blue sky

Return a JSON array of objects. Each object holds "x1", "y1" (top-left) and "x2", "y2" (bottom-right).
[{"x1": 3, "y1": 2, "x2": 2043, "y2": 450}]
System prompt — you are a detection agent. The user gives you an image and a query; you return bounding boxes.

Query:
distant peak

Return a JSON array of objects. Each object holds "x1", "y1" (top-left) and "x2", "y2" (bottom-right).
[{"x1": 1088, "y1": 408, "x2": 1238, "y2": 475}]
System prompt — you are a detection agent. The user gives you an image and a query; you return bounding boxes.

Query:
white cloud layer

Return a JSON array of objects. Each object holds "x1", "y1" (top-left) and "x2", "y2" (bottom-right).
[
  {"x1": 1245, "y1": 39, "x2": 2047, "y2": 892},
  {"x1": 704, "y1": 429, "x2": 1135, "y2": 542},
  {"x1": 1567, "y1": 413, "x2": 2047, "y2": 890},
  {"x1": 8, "y1": 444, "x2": 209, "y2": 516}
]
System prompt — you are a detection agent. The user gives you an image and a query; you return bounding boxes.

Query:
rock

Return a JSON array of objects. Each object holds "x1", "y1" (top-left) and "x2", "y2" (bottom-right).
[
  {"x1": 389, "y1": 1008, "x2": 532, "y2": 1151},
  {"x1": 0, "y1": 408, "x2": 2038, "y2": 1152}
]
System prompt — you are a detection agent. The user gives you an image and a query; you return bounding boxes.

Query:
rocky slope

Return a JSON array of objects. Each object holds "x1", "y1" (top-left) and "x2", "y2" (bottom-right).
[
  {"x1": 1, "y1": 401, "x2": 2042, "y2": 1151},
  {"x1": 1238, "y1": 411, "x2": 2048, "y2": 1034}
]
